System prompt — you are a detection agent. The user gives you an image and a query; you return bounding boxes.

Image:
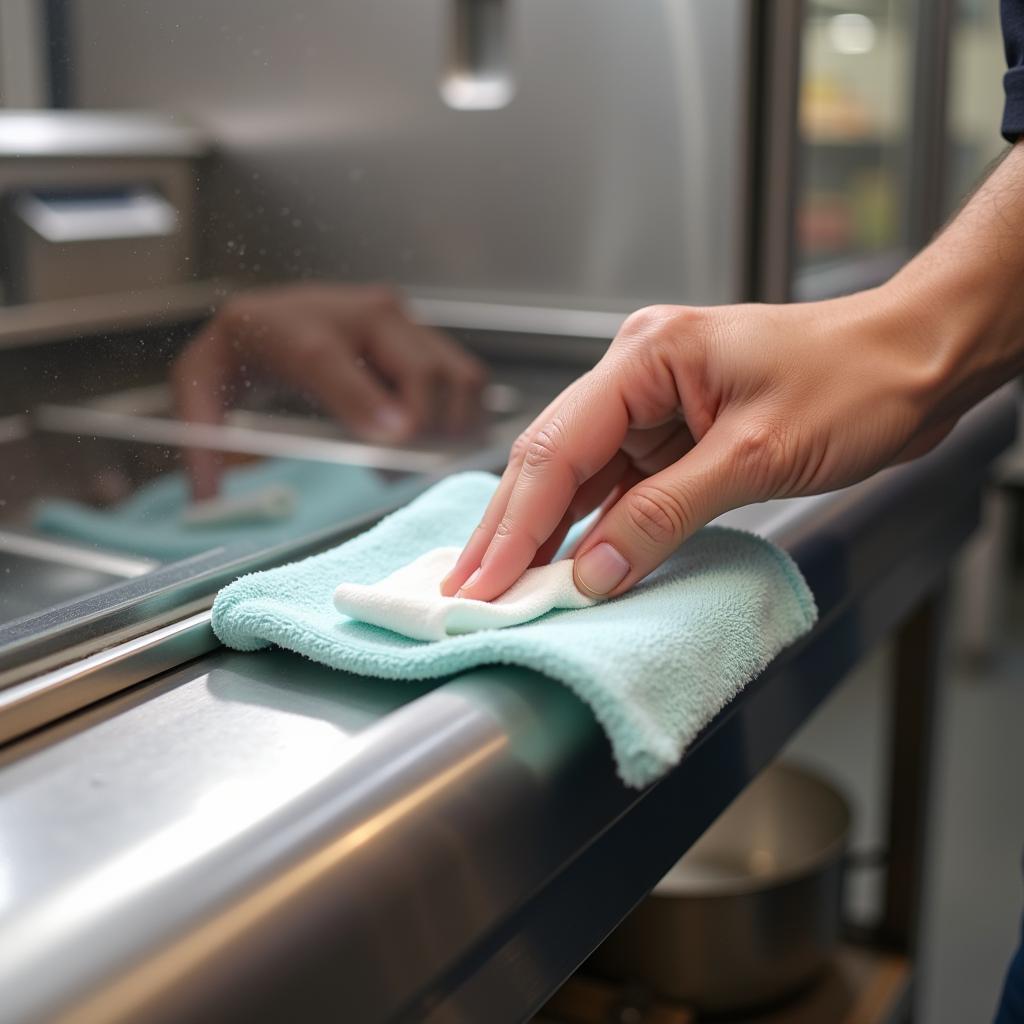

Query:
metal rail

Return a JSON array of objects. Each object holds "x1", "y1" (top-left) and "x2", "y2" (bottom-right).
[{"x1": 0, "y1": 389, "x2": 1014, "y2": 1024}]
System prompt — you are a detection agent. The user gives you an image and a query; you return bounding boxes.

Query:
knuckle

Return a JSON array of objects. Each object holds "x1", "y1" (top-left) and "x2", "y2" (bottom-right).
[
  {"x1": 458, "y1": 359, "x2": 488, "y2": 389},
  {"x1": 612, "y1": 306, "x2": 709, "y2": 383},
  {"x1": 522, "y1": 423, "x2": 565, "y2": 475},
  {"x1": 298, "y1": 335, "x2": 337, "y2": 373},
  {"x1": 619, "y1": 304, "x2": 676, "y2": 339},
  {"x1": 216, "y1": 296, "x2": 250, "y2": 331},
  {"x1": 618, "y1": 304, "x2": 707, "y2": 344},
  {"x1": 623, "y1": 486, "x2": 690, "y2": 548},
  {"x1": 732, "y1": 420, "x2": 786, "y2": 475},
  {"x1": 509, "y1": 430, "x2": 532, "y2": 466},
  {"x1": 363, "y1": 284, "x2": 400, "y2": 313},
  {"x1": 728, "y1": 420, "x2": 791, "y2": 497},
  {"x1": 494, "y1": 515, "x2": 514, "y2": 540}
]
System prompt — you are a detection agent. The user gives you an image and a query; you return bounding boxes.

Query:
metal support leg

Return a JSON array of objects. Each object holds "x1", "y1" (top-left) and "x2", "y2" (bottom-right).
[{"x1": 880, "y1": 584, "x2": 950, "y2": 1018}]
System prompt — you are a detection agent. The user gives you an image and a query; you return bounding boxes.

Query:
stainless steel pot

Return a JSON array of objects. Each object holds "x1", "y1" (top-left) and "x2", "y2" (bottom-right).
[{"x1": 590, "y1": 761, "x2": 851, "y2": 1015}]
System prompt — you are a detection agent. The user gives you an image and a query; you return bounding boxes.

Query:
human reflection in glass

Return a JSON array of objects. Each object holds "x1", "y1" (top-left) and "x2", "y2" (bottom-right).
[{"x1": 34, "y1": 284, "x2": 487, "y2": 567}]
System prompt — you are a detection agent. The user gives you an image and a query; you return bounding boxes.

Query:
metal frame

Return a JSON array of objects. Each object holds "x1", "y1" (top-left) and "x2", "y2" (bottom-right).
[
  {"x1": 786, "y1": 0, "x2": 956, "y2": 302},
  {"x1": 42, "y1": 0, "x2": 73, "y2": 108},
  {"x1": 0, "y1": 390, "x2": 1012, "y2": 1024},
  {"x1": 907, "y1": 0, "x2": 955, "y2": 250},
  {"x1": 0, "y1": 0, "x2": 49, "y2": 108},
  {"x1": 0, "y1": 495, "x2": 408, "y2": 687},
  {"x1": 881, "y1": 586, "x2": 949, "y2": 968},
  {"x1": 749, "y1": 0, "x2": 806, "y2": 303}
]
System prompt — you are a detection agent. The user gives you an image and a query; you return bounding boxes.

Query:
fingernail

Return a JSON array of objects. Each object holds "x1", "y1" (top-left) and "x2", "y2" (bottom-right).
[
  {"x1": 374, "y1": 406, "x2": 410, "y2": 438},
  {"x1": 456, "y1": 568, "x2": 481, "y2": 597},
  {"x1": 575, "y1": 543, "x2": 629, "y2": 597}
]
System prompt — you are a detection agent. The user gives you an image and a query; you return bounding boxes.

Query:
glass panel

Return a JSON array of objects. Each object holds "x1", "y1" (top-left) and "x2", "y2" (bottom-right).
[
  {"x1": 946, "y1": 0, "x2": 1007, "y2": 215},
  {"x1": 0, "y1": 2, "x2": 750, "y2": 654},
  {"x1": 797, "y1": 0, "x2": 914, "y2": 272}
]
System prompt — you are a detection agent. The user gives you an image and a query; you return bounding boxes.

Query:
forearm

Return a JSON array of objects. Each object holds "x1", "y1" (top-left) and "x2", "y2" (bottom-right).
[
  {"x1": 887, "y1": 140, "x2": 1024, "y2": 422},
  {"x1": 443, "y1": 144, "x2": 1024, "y2": 603}
]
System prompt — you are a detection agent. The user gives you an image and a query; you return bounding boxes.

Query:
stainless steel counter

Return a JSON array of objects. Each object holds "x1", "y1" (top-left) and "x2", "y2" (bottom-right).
[{"x1": 0, "y1": 389, "x2": 1016, "y2": 1024}]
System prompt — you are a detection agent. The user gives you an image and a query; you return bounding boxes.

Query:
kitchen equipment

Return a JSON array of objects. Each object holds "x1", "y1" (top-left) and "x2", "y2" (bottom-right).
[
  {"x1": 0, "y1": 111, "x2": 205, "y2": 304},
  {"x1": 590, "y1": 761, "x2": 850, "y2": 1015}
]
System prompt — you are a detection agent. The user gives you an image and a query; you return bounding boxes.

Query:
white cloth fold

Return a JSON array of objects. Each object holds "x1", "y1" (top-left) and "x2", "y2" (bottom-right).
[{"x1": 333, "y1": 546, "x2": 596, "y2": 641}]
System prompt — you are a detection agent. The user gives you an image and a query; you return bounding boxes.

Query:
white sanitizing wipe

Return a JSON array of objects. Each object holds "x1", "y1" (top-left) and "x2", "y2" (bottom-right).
[{"x1": 333, "y1": 546, "x2": 596, "y2": 642}]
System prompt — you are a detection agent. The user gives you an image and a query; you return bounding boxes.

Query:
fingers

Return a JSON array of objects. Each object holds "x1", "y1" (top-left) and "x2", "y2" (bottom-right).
[
  {"x1": 363, "y1": 318, "x2": 433, "y2": 436},
  {"x1": 171, "y1": 321, "x2": 233, "y2": 500},
  {"x1": 368, "y1": 316, "x2": 487, "y2": 436},
  {"x1": 526, "y1": 421, "x2": 694, "y2": 567},
  {"x1": 572, "y1": 424, "x2": 747, "y2": 598},
  {"x1": 528, "y1": 451, "x2": 632, "y2": 566},
  {"x1": 439, "y1": 388, "x2": 578, "y2": 596},
  {"x1": 321, "y1": 285, "x2": 486, "y2": 437},
  {"x1": 286, "y1": 326, "x2": 415, "y2": 443},
  {"x1": 450, "y1": 380, "x2": 633, "y2": 601},
  {"x1": 421, "y1": 326, "x2": 487, "y2": 434},
  {"x1": 171, "y1": 285, "x2": 487, "y2": 496},
  {"x1": 622, "y1": 420, "x2": 696, "y2": 473}
]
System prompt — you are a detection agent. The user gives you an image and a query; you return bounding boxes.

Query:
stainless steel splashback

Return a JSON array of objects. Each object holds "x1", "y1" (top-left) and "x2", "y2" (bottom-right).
[{"x1": 69, "y1": 1, "x2": 751, "y2": 316}]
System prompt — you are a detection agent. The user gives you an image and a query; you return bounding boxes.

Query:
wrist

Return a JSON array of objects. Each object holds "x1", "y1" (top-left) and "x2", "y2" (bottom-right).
[
  {"x1": 882, "y1": 250, "x2": 1021, "y2": 425},
  {"x1": 877, "y1": 142, "x2": 1024, "y2": 419}
]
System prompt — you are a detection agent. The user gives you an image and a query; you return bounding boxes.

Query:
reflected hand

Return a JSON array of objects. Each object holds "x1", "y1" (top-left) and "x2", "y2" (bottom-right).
[
  {"x1": 441, "y1": 289, "x2": 957, "y2": 602},
  {"x1": 172, "y1": 283, "x2": 487, "y2": 499}
]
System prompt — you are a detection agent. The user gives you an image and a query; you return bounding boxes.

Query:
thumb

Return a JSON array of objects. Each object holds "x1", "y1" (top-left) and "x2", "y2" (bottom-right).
[{"x1": 572, "y1": 426, "x2": 745, "y2": 598}]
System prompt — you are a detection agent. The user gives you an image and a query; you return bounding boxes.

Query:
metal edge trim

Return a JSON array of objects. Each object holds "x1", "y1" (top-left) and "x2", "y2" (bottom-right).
[{"x1": 0, "y1": 608, "x2": 217, "y2": 745}]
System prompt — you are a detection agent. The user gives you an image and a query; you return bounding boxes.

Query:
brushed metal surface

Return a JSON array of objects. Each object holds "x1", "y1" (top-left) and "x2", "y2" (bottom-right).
[
  {"x1": 0, "y1": 611, "x2": 218, "y2": 746},
  {"x1": 0, "y1": 388, "x2": 1016, "y2": 1024},
  {"x1": 69, "y1": 0, "x2": 750, "y2": 311}
]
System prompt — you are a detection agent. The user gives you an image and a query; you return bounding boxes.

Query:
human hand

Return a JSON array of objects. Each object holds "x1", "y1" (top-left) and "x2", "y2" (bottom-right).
[
  {"x1": 441, "y1": 286, "x2": 959, "y2": 601},
  {"x1": 171, "y1": 283, "x2": 487, "y2": 498}
]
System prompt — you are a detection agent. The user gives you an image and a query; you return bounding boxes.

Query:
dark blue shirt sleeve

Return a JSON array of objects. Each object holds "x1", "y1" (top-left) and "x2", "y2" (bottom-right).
[{"x1": 1003, "y1": 0, "x2": 1024, "y2": 140}]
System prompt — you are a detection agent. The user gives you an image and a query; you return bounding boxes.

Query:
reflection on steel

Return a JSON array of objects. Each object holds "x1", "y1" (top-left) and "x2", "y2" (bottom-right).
[
  {"x1": 0, "y1": 415, "x2": 29, "y2": 444},
  {"x1": 36, "y1": 403, "x2": 458, "y2": 474},
  {"x1": 0, "y1": 389, "x2": 1016, "y2": 1024},
  {"x1": 69, "y1": 2, "x2": 748, "y2": 309},
  {"x1": 0, "y1": 530, "x2": 157, "y2": 579},
  {"x1": 0, "y1": 110, "x2": 207, "y2": 158},
  {"x1": 0, "y1": 610, "x2": 217, "y2": 745},
  {"x1": 407, "y1": 296, "x2": 627, "y2": 340},
  {"x1": 592, "y1": 762, "x2": 850, "y2": 1014},
  {"x1": 0, "y1": 531, "x2": 159, "y2": 634}
]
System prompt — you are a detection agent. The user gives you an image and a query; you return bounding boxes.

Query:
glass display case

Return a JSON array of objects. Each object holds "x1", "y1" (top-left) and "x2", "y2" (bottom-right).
[
  {"x1": 0, "y1": 0, "x2": 1013, "y2": 699},
  {"x1": 0, "y1": 1, "x2": 751, "y2": 687},
  {"x1": 796, "y1": 0, "x2": 916, "y2": 283}
]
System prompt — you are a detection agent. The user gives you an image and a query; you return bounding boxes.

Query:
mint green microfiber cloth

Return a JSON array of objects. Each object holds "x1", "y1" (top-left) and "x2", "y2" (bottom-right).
[
  {"x1": 34, "y1": 459, "x2": 397, "y2": 563},
  {"x1": 213, "y1": 472, "x2": 817, "y2": 788}
]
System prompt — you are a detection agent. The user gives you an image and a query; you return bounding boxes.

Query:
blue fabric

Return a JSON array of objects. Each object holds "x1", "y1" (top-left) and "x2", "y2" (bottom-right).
[
  {"x1": 35, "y1": 459, "x2": 396, "y2": 562},
  {"x1": 213, "y1": 472, "x2": 817, "y2": 788}
]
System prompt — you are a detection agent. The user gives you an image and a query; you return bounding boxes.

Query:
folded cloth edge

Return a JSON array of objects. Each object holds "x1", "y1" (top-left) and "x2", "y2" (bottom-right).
[{"x1": 212, "y1": 520, "x2": 817, "y2": 788}]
